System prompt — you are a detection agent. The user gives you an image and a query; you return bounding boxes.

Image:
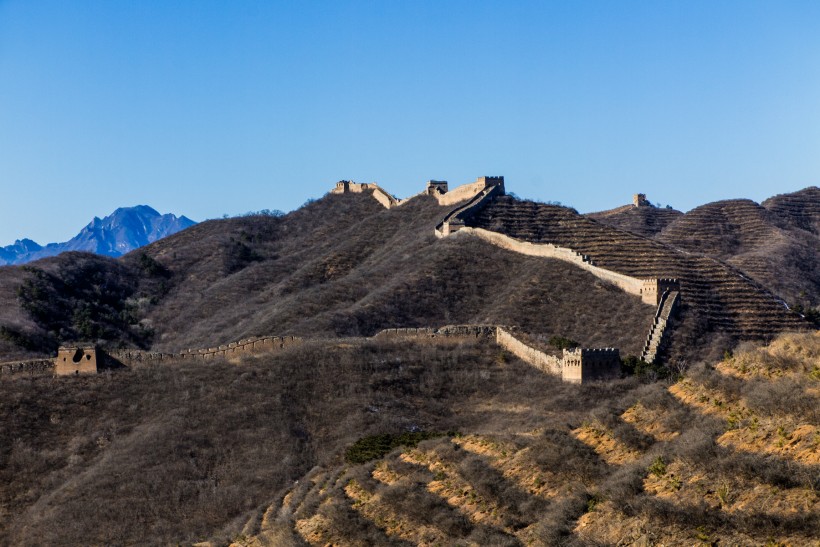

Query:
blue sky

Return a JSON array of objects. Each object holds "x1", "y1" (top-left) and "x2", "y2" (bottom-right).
[{"x1": 1, "y1": 1, "x2": 819, "y2": 246}]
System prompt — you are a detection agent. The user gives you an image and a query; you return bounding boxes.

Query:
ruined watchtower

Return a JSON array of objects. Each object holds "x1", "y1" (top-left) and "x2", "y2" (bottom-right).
[
  {"x1": 633, "y1": 193, "x2": 652, "y2": 207},
  {"x1": 54, "y1": 345, "x2": 98, "y2": 375},
  {"x1": 426, "y1": 180, "x2": 449, "y2": 195}
]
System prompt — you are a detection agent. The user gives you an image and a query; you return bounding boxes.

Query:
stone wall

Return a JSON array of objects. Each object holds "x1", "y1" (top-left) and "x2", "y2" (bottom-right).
[
  {"x1": 640, "y1": 278, "x2": 680, "y2": 306},
  {"x1": 426, "y1": 180, "x2": 448, "y2": 195},
  {"x1": 435, "y1": 181, "x2": 506, "y2": 236},
  {"x1": 373, "y1": 325, "x2": 496, "y2": 340},
  {"x1": 452, "y1": 226, "x2": 646, "y2": 297},
  {"x1": 333, "y1": 177, "x2": 503, "y2": 211},
  {"x1": 0, "y1": 358, "x2": 53, "y2": 375},
  {"x1": 640, "y1": 289, "x2": 681, "y2": 363},
  {"x1": 23, "y1": 325, "x2": 624, "y2": 385},
  {"x1": 331, "y1": 181, "x2": 399, "y2": 208},
  {"x1": 495, "y1": 327, "x2": 561, "y2": 375},
  {"x1": 108, "y1": 335, "x2": 304, "y2": 367},
  {"x1": 106, "y1": 349, "x2": 181, "y2": 367}
]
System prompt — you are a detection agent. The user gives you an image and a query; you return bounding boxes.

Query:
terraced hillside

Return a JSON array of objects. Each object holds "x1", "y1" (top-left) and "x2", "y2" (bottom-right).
[
  {"x1": 0, "y1": 190, "x2": 654, "y2": 359},
  {"x1": 764, "y1": 186, "x2": 820, "y2": 234},
  {"x1": 237, "y1": 331, "x2": 820, "y2": 546},
  {"x1": 656, "y1": 188, "x2": 820, "y2": 307},
  {"x1": 587, "y1": 203, "x2": 683, "y2": 237},
  {"x1": 469, "y1": 196, "x2": 806, "y2": 347}
]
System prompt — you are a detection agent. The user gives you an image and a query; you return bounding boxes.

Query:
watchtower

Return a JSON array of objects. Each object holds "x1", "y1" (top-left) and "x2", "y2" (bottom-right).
[
  {"x1": 640, "y1": 278, "x2": 680, "y2": 306},
  {"x1": 426, "y1": 180, "x2": 449, "y2": 195},
  {"x1": 54, "y1": 345, "x2": 99, "y2": 375},
  {"x1": 561, "y1": 348, "x2": 621, "y2": 384},
  {"x1": 633, "y1": 193, "x2": 651, "y2": 207},
  {"x1": 478, "y1": 176, "x2": 505, "y2": 192}
]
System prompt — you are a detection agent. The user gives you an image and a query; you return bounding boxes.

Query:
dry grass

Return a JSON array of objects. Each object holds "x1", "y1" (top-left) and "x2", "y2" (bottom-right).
[
  {"x1": 0, "y1": 192, "x2": 654, "y2": 359},
  {"x1": 239, "y1": 331, "x2": 820, "y2": 546}
]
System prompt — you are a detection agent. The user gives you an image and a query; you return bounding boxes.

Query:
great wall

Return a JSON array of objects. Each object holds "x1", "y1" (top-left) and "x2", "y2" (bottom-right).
[
  {"x1": 2, "y1": 324, "x2": 621, "y2": 385},
  {"x1": 2, "y1": 175, "x2": 805, "y2": 384}
]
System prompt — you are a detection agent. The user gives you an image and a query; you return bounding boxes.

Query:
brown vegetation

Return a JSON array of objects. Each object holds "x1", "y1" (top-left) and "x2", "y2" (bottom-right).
[
  {"x1": 239, "y1": 331, "x2": 820, "y2": 546},
  {"x1": 470, "y1": 195, "x2": 807, "y2": 361},
  {"x1": 587, "y1": 203, "x2": 683, "y2": 237},
  {"x1": 0, "y1": 192, "x2": 654, "y2": 359},
  {"x1": 589, "y1": 187, "x2": 820, "y2": 320}
]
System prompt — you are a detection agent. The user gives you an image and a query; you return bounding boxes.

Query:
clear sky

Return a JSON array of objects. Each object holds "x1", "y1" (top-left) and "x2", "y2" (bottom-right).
[{"x1": 1, "y1": 1, "x2": 819, "y2": 246}]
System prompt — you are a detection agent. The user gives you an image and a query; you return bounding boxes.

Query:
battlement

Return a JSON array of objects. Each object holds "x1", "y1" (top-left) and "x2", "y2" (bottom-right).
[
  {"x1": 332, "y1": 176, "x2": 505, "y2": 211},
  {"x1": 333, "y1": 180, "x2": 376, "y2": 193},
  {"x1": 640, "y1": 278, "x2": 681, "y2": 305},
  {"x1": 561, "y1": 346, "x2": 621, "y2": 384},
  {"x1": 426, "y1": 180, "x2": 449, "y2": 195},
  {"x1": 562, "y1": 347, "x2": 620, "y2": 358},
  {"x1": 478, "y1": 176, "x2": 505, "y2": 189}
]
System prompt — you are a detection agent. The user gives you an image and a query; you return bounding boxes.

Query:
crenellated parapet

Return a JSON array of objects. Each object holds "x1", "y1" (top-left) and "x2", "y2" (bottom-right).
[
  {"x1": 103, "y1": 336, "x2": 303, "y2": 367},
  {"x1": 332, "y1": 176, "x2": 504, "y2": 210},
  {"x1": 561, "y1": 347, "x2": 621, "y2": 384},
  {"x1": 332, "y1": 181, "x2": 399, "y2": 208},
  {"x1": 374, "y1": 325, "x2": 497, "y2": 339},
  {"x1": 640, "y1": 278, "x2": 680, "y2": 306},
  {"x1": 426, "y1": 180, "x2": 449, "y2": 195}
]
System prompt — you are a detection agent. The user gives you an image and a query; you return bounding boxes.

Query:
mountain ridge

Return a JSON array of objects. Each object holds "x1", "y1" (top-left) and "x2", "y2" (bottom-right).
[
  {"x1": 586, "y1": 187, "x2": 820, "y2": 308},
  {"x1": 0, "y1": 205, "x2": 196, "y2": 265}
]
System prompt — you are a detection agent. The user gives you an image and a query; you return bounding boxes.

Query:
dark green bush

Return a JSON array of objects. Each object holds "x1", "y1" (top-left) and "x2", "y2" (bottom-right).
[
  {"x1": 345, "y1": 431, "x2": 454, "y2": 464},
  {"x1": 548, "y1": 336, "x2": 579, "y2": 350}
]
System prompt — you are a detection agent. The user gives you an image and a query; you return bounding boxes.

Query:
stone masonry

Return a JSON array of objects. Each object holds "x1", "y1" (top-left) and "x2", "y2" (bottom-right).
[
  {"x1": 54, "y1": 345, "x2": 99, "y2": 375},
  {"x1": 561, "y1": 348, "x2": 621, "y2": 384}
]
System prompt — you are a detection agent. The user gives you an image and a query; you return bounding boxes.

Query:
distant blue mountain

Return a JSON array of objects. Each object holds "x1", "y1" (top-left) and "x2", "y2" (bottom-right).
[{"x1": 0, "y1": 205, "x2": 196, "y2": 265}]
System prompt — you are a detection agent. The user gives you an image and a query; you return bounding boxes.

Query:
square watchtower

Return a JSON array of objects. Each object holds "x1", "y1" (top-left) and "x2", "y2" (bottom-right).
[{"x1": 55, "y1": 345, "x2": 98, "y2": 375}]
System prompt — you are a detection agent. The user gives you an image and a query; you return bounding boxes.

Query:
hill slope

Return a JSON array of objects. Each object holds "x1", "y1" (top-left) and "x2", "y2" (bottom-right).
[
  {"x1": 587, "y1": 187, "x2": 820, "y2": 312},
  {"x1": 587, "y1": 203, "x2": 683, "y2": 237},
  {"x1": 0, "y1": 183, "x2": 818, "y2": 545},
  {"x1": 657, "y1": 188, "x2": 820, "y2": 309},
  {"x1": 470, "y1": 196, "x2": 806, "y2": 357},
  {"x1": 236, "y1": 331, "x2": 820, "y2": 547},
  {"x1": 0, "y1": 191, "x2": 656, "y2": 359}
]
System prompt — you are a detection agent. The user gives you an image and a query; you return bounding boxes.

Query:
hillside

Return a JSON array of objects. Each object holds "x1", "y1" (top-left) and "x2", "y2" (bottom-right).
[
  {"x1": 2, "y1": 182, "x2": 814, "y2": 365},
  {"x1": 469, "y1": 195, "x2": 806, "y2": 359},
  {"x1": 235, "y1": 331, "x2": 820, "y2": 546},
  {"x1": 0, "y1": 182, "x2": 818, "y2": 545},
  {"x1": 0, "y1": 191, "x2": 655, "y2": 360},
  {"x1": 657, "y1": 188, "x2": 820, "y2": 309},
  {"x1": 586, "y1": 202, "x2": 683, "y2": 238},
  {"x1": 5, "y1": 329, "x2": 813, "y2": 544},
  {"x1": 587, "y1": 187, "x2": 820, "y2": 312}
]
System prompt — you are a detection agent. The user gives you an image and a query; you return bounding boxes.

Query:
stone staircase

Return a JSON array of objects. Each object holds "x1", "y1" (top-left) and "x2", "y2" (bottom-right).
[{"x1": 640, "y1": 290, "x2": 680, "y2": 363}]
